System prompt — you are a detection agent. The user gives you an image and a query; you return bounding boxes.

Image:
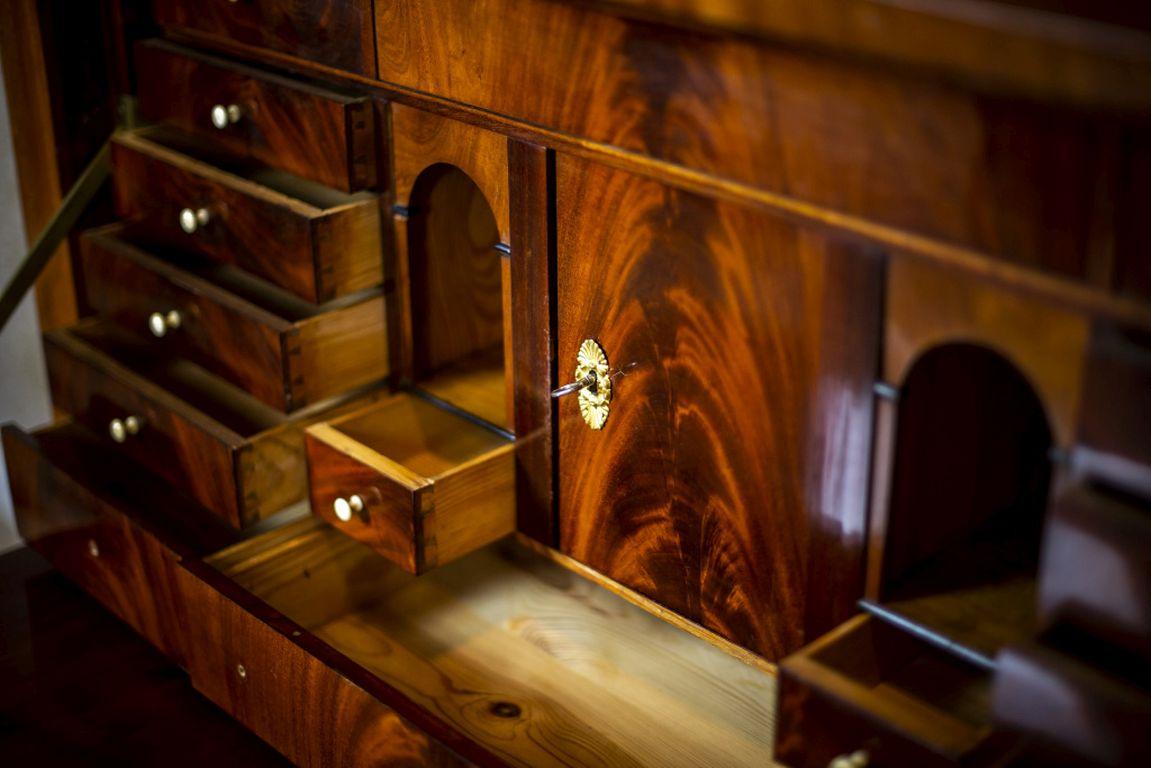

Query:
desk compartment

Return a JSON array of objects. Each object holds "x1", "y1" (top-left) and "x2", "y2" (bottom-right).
[
  {"x1": 305, "y1": 393, "x2": 514, "y2": 574},
  {"x1": 136, "y1": 40, "x2": 377, "y2": 193},
  {"x1": 80, "y1": 225, "x2": 388, "y2": 412},
  {"x1": 112, "y1": 128, "x2": 382, "y2": 304}
]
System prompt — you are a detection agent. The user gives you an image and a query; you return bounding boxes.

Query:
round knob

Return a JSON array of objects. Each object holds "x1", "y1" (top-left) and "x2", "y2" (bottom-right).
[
  {"x1": 179, "y1": 207, "x2": 211, "y2": 234},
  {"x1": 109, "y1": 415, "x2": 142, "y2": 444},
  {"x1": 210, "y1": 103, "x2": 242, "y2": 129},
  {"x1": 148, "y1": 310, "x2": 183, "y2": 338},
  {"x1": 829, "y1": 751, "x2": 869, "y2": 768},
  {"x1": 333, "y1": 494, "x2": 364, "y2": 522},
  {"x1": 87, "y1": 539, "x2": 100, "y2": 558}
]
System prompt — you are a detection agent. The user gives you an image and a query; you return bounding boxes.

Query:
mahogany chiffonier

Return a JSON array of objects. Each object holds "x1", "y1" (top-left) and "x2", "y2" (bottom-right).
[{"x1": 2, "y1": 1, "x2": 1149, "y2": 766}]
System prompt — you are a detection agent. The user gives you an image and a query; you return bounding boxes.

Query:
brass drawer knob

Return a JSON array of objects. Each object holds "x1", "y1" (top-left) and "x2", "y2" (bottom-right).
[
  {"x1": 179, "y1": 207, "x2": 211, "y2": 234},
  {"x1": 148, "y1": 310, "x2": 182, "y2": 338},
  {"x1": 828, "y1": 751, "x2": 869, "y2": 768},
  {"x1": 108, "y1": 415, "x2": 142, "y2": 444},
  {"x1": 552, "y1": 338, "x2": 612, "y2": 430},
  {"x1": 333, "y1": 494, "x2": 365, "y2": 522},
  {"x1": 210, "y1": 103, "x2": 242, "y2": 129}
]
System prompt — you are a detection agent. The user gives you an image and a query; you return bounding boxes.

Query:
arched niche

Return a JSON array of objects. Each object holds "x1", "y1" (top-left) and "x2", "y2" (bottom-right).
[
  {"x1": 872, "y1": 342, "x2": 1054, "y2": 662},
  {"x1": 406, "y1": 162, "x2": 507, "y2": 426}
]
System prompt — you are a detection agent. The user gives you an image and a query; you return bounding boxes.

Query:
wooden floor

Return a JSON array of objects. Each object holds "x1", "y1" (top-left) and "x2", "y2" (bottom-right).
[{"x1": 0, "y1": 546, "x2": 287, "y2": 766}]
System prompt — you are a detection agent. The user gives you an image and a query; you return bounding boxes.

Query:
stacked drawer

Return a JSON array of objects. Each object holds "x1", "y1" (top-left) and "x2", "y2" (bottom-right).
[{"x1": 39, "y1": 41, "x2": 389, "y2": 530}]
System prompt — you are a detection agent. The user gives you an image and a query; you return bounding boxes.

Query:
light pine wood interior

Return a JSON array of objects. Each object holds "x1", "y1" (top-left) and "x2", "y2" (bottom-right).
[
  {"x1": 329, "y1": 394, "x2": 508, "y2": 478},
  {"x1": 210, "y1": 519, "x2": 779, "y2": 768}
]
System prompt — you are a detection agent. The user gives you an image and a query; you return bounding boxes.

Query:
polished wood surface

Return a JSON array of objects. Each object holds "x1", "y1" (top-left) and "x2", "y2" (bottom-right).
[
  {"x1": 306, "y1": 393, "x2": 514, "y2": 573},
  {"x1": 112, "y1": 128, "x2": 383, "y2": 303},
  {"x1": 376, "y1": 0, "x2": 1129, "y2": 285},
  {"x1": 3, "y1": 422, "x2": 237, "y2": 663},
  {"x1": 80, "y1": 226, "x2": 389, "y2": 412},
  {"x1": 0, "y1": 546, "x2": 287, "y2": 767},
  {"x1": 189, "y1": 520, "x2": 778, "y2": 767},
  {"x1": 136, "y1": 40, "x2": 377, "y2": 193},
  {"x1": 153, "y1": 0, "x2": 375, "y2": 76},
  {"x1": 555, "y1": 155, "x2": 880, "y2": 660},
  {"x1": 574, "y1": 0, "x2": 1151, "y2": 108},
  {"x1": 44, "y1": 320, "x2": 382, "y2": 527},
  {"x1": 508, "y1": 141, "x2": 556, "y2": 543}
]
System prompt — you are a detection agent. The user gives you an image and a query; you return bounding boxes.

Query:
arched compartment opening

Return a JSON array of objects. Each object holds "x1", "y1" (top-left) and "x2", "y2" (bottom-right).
[
  {"x1": 874, "y1": 342, "x2": 1054, "y2": 663},
  {"x1": 407, "y1": 163, "x2": 507, "y2": 427}
]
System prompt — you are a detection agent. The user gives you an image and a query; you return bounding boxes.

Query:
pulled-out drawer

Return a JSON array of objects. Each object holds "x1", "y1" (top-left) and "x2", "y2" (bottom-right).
[
  {"x1": 776, "y1": 615, "x2": 1017, "y2": 768},
  {"x1": 112, "y1": 128, "x2": 383, "y2": 303},
  {"x1": 1, "y1": 422, "x2": 237, "y2": 664},
  {"x1": 152, "y1": 0, "x2": 375, "y2": 77},
  {"x1": 177, "y1": 518, "x2": 776, "y2": 767},
  {"x1": 43, "y1": 320, "x2": 381, "y2": 528},
  {"x1": 136, "y1": 40, "x2": 377, "y2": 193},
  {"x1": 80, "y1": 225, "x2": 389, "y2": 412},
  {"x1": 304, "y1": 393, "x2": 514, "y2": 574}
]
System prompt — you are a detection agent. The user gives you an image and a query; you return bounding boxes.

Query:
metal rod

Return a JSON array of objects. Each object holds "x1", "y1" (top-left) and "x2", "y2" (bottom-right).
[{"x1": 0, "y1": 141, "x2": 111, "y2": 335}]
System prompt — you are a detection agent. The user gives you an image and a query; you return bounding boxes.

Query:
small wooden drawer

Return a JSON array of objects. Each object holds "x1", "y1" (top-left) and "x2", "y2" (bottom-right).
[
  {"x1": 176, "y1": 518, "x2": 775, "y2": 767},
  {"x1": 305, "y1": 393, "x2": 514, "y2": 574},
  {"x1": 112, "y1": 128, "x2": 383, "y2": 303},
  {"x1": 776, "y1": 615, "x2": 1014, "y2": 768},
  {"x1": 993, "y1": 642, "x2": 1151, "y2": 766},
  {"x1": 151, "y1": 0, "x2": 375, "y2": 77},
  {"x1": 136, "y1": 40, "x2": 377, "y2": 193},
  {"x1": 43, "y1": 320, "x2": 381, "y2": 529},
  {"x1": 80, "y1": 225, "x2": 389, "y2": 413},
  {"x1": 1041, "y1": 482, "x2": 1151, "y2": 657},
  {"x1": 2, "y1": 422, "x2": 237, "y2": 664}
]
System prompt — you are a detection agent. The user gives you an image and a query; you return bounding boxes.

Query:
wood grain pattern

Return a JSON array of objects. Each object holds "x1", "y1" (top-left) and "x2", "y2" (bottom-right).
[
  {"x1": 2, "y1": 423, "x2": 238, "y2": 666},
  {"x1": 61, "y1": 219, "x2": 400, "y2": 409},
  {"x1": 136, "y1": 39, "x2": 377, "y2": 192},
  {"x1": 573, "y1": 0, "x2": 1151, "y2": 108},
  {"x1": 555, "y1": 156, "x2": 881, "y2": 660},
  {"x1": 112, "y1": 129, "x2": 383, "y2": 303},
  {"x1": 391, "y1": 104, "x2": 511, "y2": 243},
  {"x1": 176, "y1": 562, "x2": 465, "y2": 767},
  {"x1": 376, "y1": 0, "x2": 1119, "y2": 282},
  {"x1": 44, "y1": 320, "x2": 382, "y2": 528},
  {"x1": 508, "y1": 141, "x2": 556, "y2": 543},
  {"x1": 884, "y1": 255, "x2": 1090, "y2": 447},
  {"x1": 200, "y1": 521, "x2": 778, "y2": 768},
  {"x1": 152, "y1": 0, "x2": 376, "y2": 76},
  {"x1": 306, "y1": 394, "x2": 514, "y2": 574}
]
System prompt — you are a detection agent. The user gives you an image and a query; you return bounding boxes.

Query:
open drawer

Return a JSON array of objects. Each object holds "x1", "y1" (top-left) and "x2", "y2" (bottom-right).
[
  {"x1": 112, "y1": 127, "x2": 383, "y2": 303},
  {"x1": 2, "y1": 422, "x2": 239, "y2": 664},
  {"x1": 177, "y1": 518, "x2": 776, "y2": 767},
  {"x1": 304, "y1": 393, "x2": 514, "y2": 574},
  {"x1": 776, "y1": 615, "x2": 1018, "y2": 768},
  {"x1": 44, "y1": 319, "x2": 382, "y2": 528},
  {"x1": 80, "y1": 224, "x2": 389, "y2": 412}
]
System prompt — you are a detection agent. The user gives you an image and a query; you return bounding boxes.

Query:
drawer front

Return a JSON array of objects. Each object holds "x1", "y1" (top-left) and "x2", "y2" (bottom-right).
[
  {"x1": 112, "y1": 132, "x2": 383, "y2": 303},
  {"x1": 176, "y1": 563, "x2": 466, "y2": 767},
  {"x1": 43, "y1": 329, "x2": 244, "y2": 526},
  {"x1": 1, "y1": 424, "x2": 225, "y2": 665},
  {"x1": 305, "y1": 431, "x2": 425, "y2": 573},
  {"x1": 136, "y1": 41, "x2": 377, "y2": 193},
  {"x1": 152, "y1": 0, "x2": 375, "y2": 77},
  {"x1": 80, "y1": 230, "x2": 292, "y2": 411}
]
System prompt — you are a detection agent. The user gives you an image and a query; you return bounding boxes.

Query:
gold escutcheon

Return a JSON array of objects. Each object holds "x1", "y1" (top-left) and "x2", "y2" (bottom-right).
[{"x1": 574, "y1": 338, "x2": 611, "y2": 430}]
